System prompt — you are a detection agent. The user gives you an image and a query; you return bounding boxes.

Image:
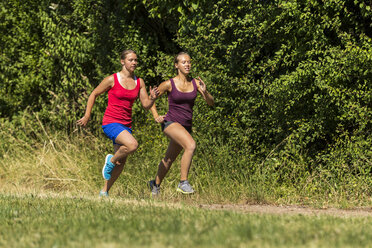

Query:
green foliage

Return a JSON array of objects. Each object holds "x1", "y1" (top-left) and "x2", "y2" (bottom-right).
[
  {"x1": 174, "y1": 0, "x2": 372, "y2": 151},
  {"x1": 1, "y1": 0, "x2": 371, "y2": 200}
]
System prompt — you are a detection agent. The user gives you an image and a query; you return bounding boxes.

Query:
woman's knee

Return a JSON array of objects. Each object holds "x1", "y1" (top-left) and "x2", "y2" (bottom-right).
[
  {"x1": 119, "y1": 140, "x2": 138, "y2": 154},
  {"x1": 128, "y1": 140, "x2": 138, "y2": 153},
  {"x1": 185, "y1": 140, "x2": 196, "y2": 153}
]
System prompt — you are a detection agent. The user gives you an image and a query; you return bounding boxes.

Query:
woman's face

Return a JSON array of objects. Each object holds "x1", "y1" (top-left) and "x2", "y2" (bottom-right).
[
  {"x1": 121, "y1": 53, "x2": 138, "y2": 72},
  {"x1": 175, "y1": 54, "x2": 191, "y2": 75}
]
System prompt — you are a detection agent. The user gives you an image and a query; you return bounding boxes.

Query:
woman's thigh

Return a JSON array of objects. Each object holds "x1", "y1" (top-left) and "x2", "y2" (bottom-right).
[
  {"x1": 163, "y1": 122, "x2": 194, "y2": 149},
  {"x1": 114, "y1": 130, "x2": 138, "y2": 148},
  {"x1": 113, "y1": 130, "x2": 138, "y2": 163}
]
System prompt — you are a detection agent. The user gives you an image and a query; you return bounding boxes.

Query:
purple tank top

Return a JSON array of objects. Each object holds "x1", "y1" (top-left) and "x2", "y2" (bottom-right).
[{"x1": 164, "y1": 78, "x2": 197, "y2": 127}]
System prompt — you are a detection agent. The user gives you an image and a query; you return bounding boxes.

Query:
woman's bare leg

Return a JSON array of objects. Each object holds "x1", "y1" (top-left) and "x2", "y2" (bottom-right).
[
  {"x1": 155, "y1": 139, "x2": 183, "y2": 185},
  {"x1": 157, "y1": 122, "x2": 196, "y2": 183},
  {"x1": 102, "y1": 130, "x2": 138, "y2": 193}
]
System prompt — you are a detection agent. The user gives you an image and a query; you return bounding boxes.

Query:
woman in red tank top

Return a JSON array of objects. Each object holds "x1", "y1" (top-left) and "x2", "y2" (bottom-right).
[
  {"x1": 77, "y1": 50, "x2": 159, "y2": 197},
  {"x1": 148, "y1": 52, "x2": 214, "y2": 195}
]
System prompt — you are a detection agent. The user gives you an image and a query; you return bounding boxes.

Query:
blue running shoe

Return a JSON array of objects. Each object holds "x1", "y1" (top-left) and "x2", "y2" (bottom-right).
[
  {"x1": 102, "y1": 154, "x2": 115, "y2": 180},
  {"x1": 99, "y1": 190, "x2": 109, "y2": 197}
]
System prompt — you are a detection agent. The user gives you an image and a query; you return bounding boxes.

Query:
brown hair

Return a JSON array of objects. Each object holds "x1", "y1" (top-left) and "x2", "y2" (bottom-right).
[
  {"x1": 174, "y1": 51, "x2": 190, "y2": 64},
  {"x1": 120, "y1": 49, "x2": 137, "y2": 60}
]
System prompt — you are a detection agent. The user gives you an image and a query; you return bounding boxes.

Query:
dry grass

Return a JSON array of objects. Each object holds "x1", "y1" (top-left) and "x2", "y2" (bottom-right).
[{"x1": 1, "y1": 118, "x2": 372, "y2": 209}]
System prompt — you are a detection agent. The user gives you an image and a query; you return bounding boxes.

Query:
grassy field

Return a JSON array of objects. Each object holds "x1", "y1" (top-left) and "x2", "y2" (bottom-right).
[
  {"x1": 1, "y1": 193, "x2": 372, "y2": 248},
  {"x1": 1, "y1": 121, "x2": 372, "y2": 247}
]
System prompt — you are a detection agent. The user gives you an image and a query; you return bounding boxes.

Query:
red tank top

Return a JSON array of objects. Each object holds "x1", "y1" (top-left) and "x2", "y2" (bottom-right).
[{"x1": 102, "y1": 73, "x2": 140, "y2": 128}]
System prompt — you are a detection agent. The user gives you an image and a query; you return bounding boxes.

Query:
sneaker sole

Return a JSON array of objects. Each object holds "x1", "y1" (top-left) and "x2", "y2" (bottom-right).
[
  {"x1": 176, "y1": 187, "x2": 194, "y2": 195},
  {"x1": 102, "y1": 154, "x2": 113, "y2": 180}
]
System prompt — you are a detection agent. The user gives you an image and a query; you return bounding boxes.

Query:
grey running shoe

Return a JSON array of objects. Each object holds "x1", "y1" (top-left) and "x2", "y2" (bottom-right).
[
  {"x1": 148, "y1": 180, "x2": 160, "y2": 196},
  {"x1": 176, "y1": 180, "x2": 194, "y2": 194}
]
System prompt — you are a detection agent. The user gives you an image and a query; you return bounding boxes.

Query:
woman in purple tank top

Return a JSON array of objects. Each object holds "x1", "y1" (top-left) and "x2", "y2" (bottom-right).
[{"x1": 148, "y1": 52, "x2": 214, "y2": 195}]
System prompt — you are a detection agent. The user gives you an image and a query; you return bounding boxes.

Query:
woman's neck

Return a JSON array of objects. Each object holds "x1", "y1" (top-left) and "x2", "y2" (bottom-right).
[
  {"x1": 120, "y1": 68, "x2": 134, "y2": 79},
  {"x1": 176, "y1": 73, "x2": 190, "y2": 84}
]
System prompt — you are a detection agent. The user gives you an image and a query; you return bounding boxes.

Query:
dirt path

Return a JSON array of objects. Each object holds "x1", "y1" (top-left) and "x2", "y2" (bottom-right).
[
  {"x1": 197, "y1": 203, "x2": 372, "y2": 217},
  {"x1": 2, "y1": 190, "x2": 371, "y2": 218}
]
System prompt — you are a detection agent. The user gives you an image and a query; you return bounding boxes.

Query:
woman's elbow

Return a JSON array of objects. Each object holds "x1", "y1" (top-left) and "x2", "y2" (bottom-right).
[
  {"x1": 206, "y1": 97, "x2": 214, "y2": 106},
  {"x1": 143, "y1": 101, "x2": 153, "y2": 110}
]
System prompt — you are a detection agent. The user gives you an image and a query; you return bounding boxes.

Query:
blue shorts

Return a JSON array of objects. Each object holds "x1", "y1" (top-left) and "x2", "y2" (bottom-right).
[{"x1": 102, "y1": 123, "x2": 132, "y2": 144}]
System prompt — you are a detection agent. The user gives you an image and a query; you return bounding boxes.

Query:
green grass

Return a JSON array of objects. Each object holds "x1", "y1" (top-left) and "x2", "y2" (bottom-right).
[
  {"x1": 1, "y1": 119, "x2": 372, "y2": 247},
  {"x1": 1, "y1": 194, "x2": 372, "y2": 248}
]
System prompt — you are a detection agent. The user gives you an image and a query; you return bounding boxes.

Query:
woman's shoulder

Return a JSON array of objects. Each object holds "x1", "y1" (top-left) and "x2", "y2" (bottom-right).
[
  {"x1": 137, "y1": 77, "x2": 146, "y2": 89},
  {"x1": 158, "y1": 79, "x2": 172, "y2": 92},
  {"x1": 191, "y1": 77, "x2": 200, "y2": 83},
  {"x1": 161, "y1": 79, "x2": 172, "y2": 86},
  {"x1": 101, "y1": 74, "x2": 115, "y2": 88},
  {"x1": 105, "y1": 73, "x2": 116, "y2": 81},
  {"x1": 191, "y1": 77, "x2": 201, "y2": 88},
  {"x1": 136, "y1": 76, "x2": 144, "y2": 83}
]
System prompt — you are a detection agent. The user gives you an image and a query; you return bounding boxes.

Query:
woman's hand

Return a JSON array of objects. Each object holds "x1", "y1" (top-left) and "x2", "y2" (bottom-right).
[
  {"x1": 197, "y1": 76, "x2": 214, "y2": 106},
  {"x1": 198, "y1": 77, "x2": 207, "y2": 93},
  {"x1": 154, "y1": 115, "x2": 165, "y2": 123},
  {"x1": 149, "y1": 86, "x2": 160, "y2": 100},
  {"x1": 77, "y1": 116, "x2": 89, "y2": 127}
]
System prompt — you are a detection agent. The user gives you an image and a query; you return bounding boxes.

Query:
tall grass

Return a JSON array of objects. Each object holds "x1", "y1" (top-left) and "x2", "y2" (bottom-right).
[{"x1": 0, "y1": 113, "x2": 371, "y2": 207}]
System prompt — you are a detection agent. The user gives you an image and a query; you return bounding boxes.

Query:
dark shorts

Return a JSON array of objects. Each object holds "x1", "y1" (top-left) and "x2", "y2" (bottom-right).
[
  {"x1": 102, "y1": 123, "x2": 132, "y2": 145},
  {"x1": 161, "y1": 121, "x2": 192, "y2": 133}
]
